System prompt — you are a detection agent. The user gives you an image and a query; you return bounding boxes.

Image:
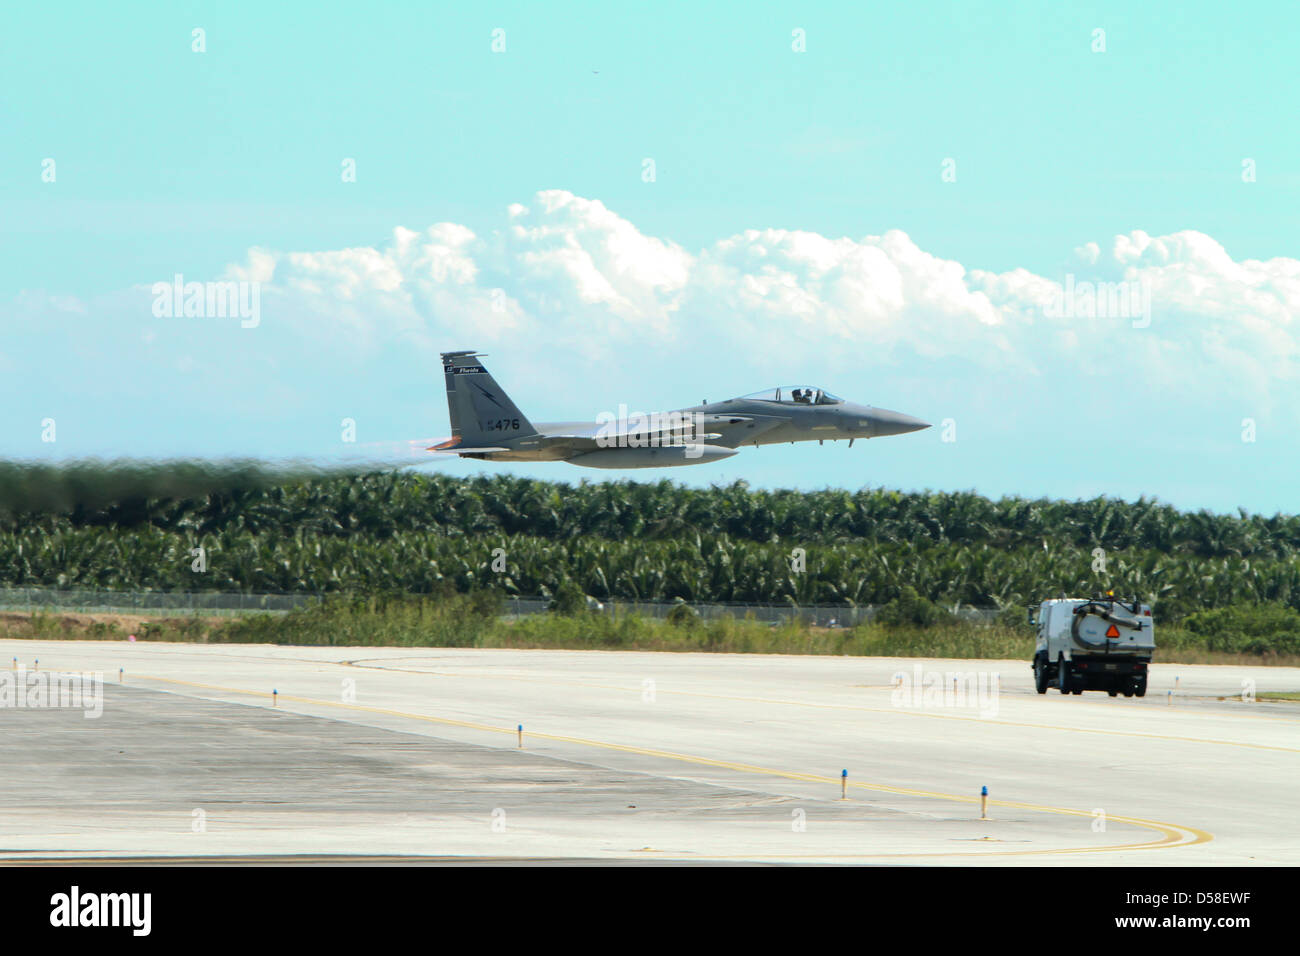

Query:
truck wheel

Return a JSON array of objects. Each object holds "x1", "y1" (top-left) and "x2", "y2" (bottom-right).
[
  {"x1": 1033, "y1": 655, "x2": 1049, "y2": 694},
  {"x1": 1057, "y1": 656, "x2": 1070, "y2": 694},
  {"x1": 1134, "y1": 676, "x2": 1147, "y2": 698},
  {"x1": 1122, "y1": 688, "x2": 1134, "y2": 698},
  {"x1": 1108, "y1": 689, "x2": 1118, "y2": 697},
  {"x1": 1072, "y1": 687, "x2": 1083, "y2": 695}
]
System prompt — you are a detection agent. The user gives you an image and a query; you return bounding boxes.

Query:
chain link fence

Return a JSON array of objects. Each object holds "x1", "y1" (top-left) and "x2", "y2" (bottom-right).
[
  {"x1": 0, "y1": 587, "x2": 1002, "y2": 625},
  {"x1": 0, "y1": 588, "x2": 317, "y2": 616},
  {"x1": 507, "y1": 599, "x2": 1002, "y2": 627}
]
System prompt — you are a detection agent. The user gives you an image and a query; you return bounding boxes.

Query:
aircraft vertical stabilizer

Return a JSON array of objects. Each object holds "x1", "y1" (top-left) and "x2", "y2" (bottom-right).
[{"x1": 440, "y1": 351, "x2": 539, "y2": 447}]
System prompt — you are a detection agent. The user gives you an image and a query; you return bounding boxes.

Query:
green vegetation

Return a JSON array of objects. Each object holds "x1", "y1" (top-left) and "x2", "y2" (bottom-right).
[
  {"x1": 0, "y1": 598, "x2": 1294, "y2": 665},
  {"x1": 0, "y1": 459, "x2": 331, "y2": 524},
  {"x1": 874, "y1": 586, "x2": 950, "y2": 627},
  {"x1": 4, "y1": 595, "x2": 1298, "y2": 667},
  {"x1": 0, "y1": 611, "x2": 223, "y2": 643},
  {"x1": 1163, "y1": 604, "x2": 1300, "y2": 656},
  {"x1": 0, "y1": 593, "x2": 1035, "y2": 656},
  {"x1": 2, "y1": 464, "x2": 1300, "y2": 657}
]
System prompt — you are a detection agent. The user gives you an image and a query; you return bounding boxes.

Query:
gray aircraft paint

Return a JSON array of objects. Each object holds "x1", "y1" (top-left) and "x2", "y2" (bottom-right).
[{"x1": 431, "y1": 351, "x2": 929, "y2": 468}]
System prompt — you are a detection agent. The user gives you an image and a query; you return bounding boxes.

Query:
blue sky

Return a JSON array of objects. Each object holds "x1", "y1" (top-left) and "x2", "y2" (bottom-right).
[{"x1": 2, "y1": 2, "x2": 1297, "y2": 513}]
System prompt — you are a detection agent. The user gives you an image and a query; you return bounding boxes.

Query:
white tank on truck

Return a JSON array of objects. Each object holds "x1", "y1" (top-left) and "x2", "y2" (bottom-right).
[{"x1": 1029, "y1": 594, "x2": 1155, "y2": 697}]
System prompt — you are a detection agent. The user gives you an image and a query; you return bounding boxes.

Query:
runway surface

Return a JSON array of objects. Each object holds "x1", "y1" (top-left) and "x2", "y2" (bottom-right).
[{"x1": 2, "y1": 640, "x2": 1297, "y2": 864}]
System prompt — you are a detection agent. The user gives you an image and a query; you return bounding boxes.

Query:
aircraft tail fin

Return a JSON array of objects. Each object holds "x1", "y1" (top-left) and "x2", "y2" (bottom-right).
[{"x1": 440, "y1": 351, "x2": 538, "y2": 447}]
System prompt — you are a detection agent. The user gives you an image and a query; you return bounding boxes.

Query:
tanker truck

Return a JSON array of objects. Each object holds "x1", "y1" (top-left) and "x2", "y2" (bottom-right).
[{"x1": 1029, "y1": 594, "x2": 1154, "y2": 697}]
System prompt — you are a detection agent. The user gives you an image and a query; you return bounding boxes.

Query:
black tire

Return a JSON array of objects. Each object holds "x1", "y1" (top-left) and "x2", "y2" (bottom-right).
[
  {"x1": 1122, "y1": 689, "x2": 1134, "y2": 698},
  {"x1": 1134, "y1": 676, "x2": 1147, "y2": 698},
  {"x1": 1034, "y1": 655, "x2": 1049, "y2": 694},
  {"x1": 1057, "y1": 656, "x2": 1070, "y2": 694},
  {"x1": 1072, "y1": 687, "x2": 1083, "y2": 695},
  {"x1": 1108, "y1": 689, "x2": 1118, "y2": 697}
]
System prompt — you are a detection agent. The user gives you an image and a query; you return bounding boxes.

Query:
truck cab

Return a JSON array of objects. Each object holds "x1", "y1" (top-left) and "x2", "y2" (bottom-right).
[{"x1": 1029, "y1": 596, "x2": 1154, "y2": 697}]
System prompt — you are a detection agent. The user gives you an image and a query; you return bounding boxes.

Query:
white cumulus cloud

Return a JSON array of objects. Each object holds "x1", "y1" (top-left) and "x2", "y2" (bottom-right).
[{"x1": 212, "y1": 190, "x2": 1298, "y2": 397}]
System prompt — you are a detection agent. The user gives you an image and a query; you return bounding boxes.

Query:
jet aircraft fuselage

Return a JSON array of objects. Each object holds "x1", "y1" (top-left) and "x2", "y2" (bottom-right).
[{"x1": 432, "y1": 351, "x2": 930, "y2": 469}]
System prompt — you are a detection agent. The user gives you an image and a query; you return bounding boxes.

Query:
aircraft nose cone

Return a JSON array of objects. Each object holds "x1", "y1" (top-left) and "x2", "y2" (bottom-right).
[{"x1": 868, "y1": 407, "x2": 931, "y2": 437}]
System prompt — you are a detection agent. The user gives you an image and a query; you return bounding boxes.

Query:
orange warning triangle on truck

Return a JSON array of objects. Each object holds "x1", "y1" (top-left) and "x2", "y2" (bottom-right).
[{"x1": 1105, "y1": 624, "x2": 1121, "y2": 638}]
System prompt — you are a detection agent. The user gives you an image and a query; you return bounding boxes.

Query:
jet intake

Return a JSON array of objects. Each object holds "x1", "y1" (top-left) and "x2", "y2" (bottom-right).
[{"x1": 569, "y1": 444, "x2": 737, "y2": 469}]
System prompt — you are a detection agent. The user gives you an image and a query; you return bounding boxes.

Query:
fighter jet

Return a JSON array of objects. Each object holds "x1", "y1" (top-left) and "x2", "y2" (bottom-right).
[{"x1": 430, "y1": 350, "x2": 929, "y2": 469}]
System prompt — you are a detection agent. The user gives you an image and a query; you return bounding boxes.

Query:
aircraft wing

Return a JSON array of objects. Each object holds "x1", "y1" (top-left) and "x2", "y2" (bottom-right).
[
  {"x1": 537, "y1": 413, "x2": 794, "y2": 452},
  {"x1": 535, "y1": 420, "x2": 723, "y2": 453}
]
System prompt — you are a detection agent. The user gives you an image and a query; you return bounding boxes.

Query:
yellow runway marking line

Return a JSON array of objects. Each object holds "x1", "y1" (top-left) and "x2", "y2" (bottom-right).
[
  {"x1": 127, "y1": 672, "x2": 1212, "y2": 860},
  {"x1": 49, "y1": 642, "x2": 1292, "y2": 726}
]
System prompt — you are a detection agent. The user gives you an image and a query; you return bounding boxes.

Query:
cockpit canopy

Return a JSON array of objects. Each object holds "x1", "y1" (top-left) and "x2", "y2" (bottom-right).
[{"x1": 737, "y1": 387, "x2": 844, "y2": 406}]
